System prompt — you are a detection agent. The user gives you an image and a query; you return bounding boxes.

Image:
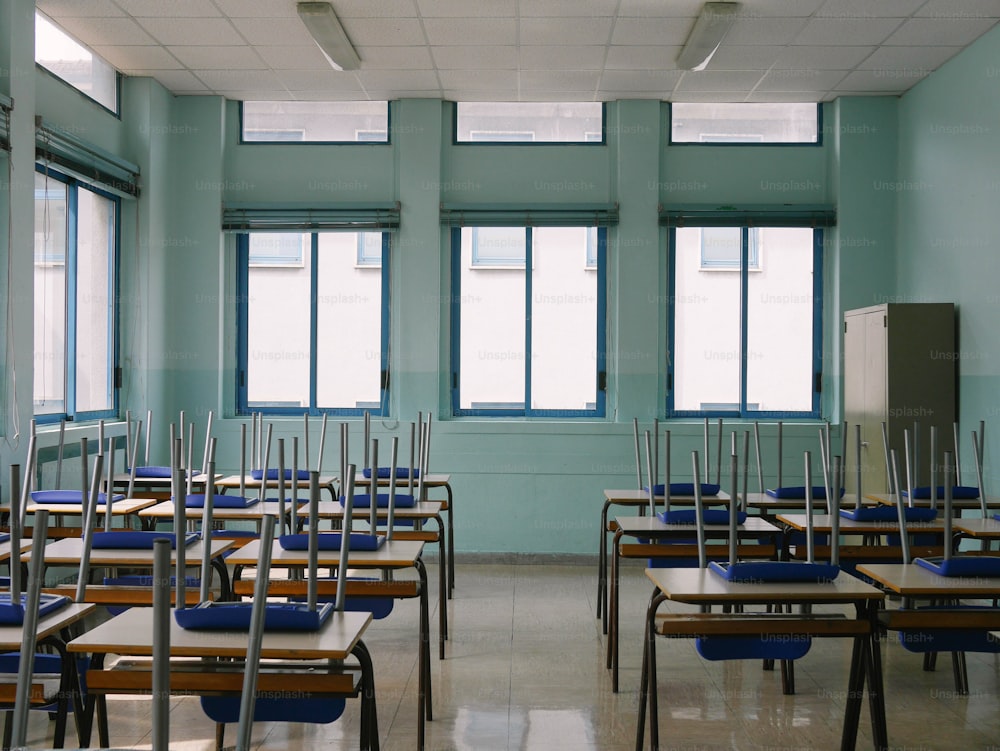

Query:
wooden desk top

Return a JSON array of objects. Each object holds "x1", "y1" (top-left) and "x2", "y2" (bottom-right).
[
  {"x1": 646, "y1": 567, "x2": 884, "y2": 605},
  {"x1": 0, "y1": 539, "x2": 34, "y2": 563},
  {"x1": 953, "y1": 517, "x2": 1000, "y2": 538},
  {"x1": 139, "y1": 500, "x2": 306, "y2": 520},
  {"x1": 296, "y1": 500, "x2": 445, "y2": 519},
  {"x1": 602, "y1": 488, "x2": 733, "y2": 504},
  {"x1": 215, "y1": 474, "x2": 337, "y2": 489},
  {"x1": 29, "y1": 537, "x2": 234, "y2": 567},
  {"x1": 0, "y1": 603, "x2": 95, "y2": 650},
  {"x1": 66, "y1": 606, "x2": 371, "y2": 661},
  {"x1": 226, "y1": 538, "x2": 424, "y2": 569},
  {"x1": 856, "y1": 563, "x2": 1000, "y2": 596},
  {"x1": 355, "y1": 473, "x2": 451, "y2": 488},
  {"x1": 776, "y1": 513, "x2": 945, "y2": 534},
  {"x1": 742, "y1": 492, "x2": 866, "y2": 510},
  {"x1": 112, "y1": 472, "x2": 221, "y2": 487},
  {"x1": 867, "y1": 492, "x2": 1000, "y2": 510},
  {"x1": 614, "y1": 515, "x2": 780, "y2": 536},
  {"x1": 19, "y1": 498, "x2": 159, "y2": 517}
]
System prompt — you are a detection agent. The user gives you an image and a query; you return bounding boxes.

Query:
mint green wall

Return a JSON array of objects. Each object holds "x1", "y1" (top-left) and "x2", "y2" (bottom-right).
[
  {"x1": 896, "y1": 23, "x2": 1000, "y2": 491},
  {"x1": 2, "y1": 0, "x2": 930, "y2": 551}
]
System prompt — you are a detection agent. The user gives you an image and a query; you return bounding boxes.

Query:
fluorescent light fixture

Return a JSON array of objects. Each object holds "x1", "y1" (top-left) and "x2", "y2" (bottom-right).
[
  {"x1": 297, "y1": 2, "x2": 360, "y2": 71},
  {"x1": 676, "y1": 2, "x2": 739, "y2": 71}
]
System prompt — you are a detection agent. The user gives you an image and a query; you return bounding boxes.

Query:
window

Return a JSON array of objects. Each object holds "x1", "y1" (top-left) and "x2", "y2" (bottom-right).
[
  {"x1": 241, "y1": 101, "x2": 390, "y2": 143},
  {"x1": 668, "y1": 226, "x2": 821, "y2": 417},
  {"x1": 670, "y1": 103, "x2": 820, "y2": 144},
  {"x1": 450, "y1": 226, "x2": 606, "y2": 416},
  {"x1": 35, "y1": 11, "x2": 119, "y2": 114},
  {"x1": 455, "y1": 102, "x2": 604, "y2": 144},
  {"x1": 33, "y1": 166, "x2": 119, "y2": 421},
  {"x1": 237, "y1": 231, "x2": 389, "y2": 414}
]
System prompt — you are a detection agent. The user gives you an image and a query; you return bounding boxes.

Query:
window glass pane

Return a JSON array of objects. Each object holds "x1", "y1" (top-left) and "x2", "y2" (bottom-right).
[
  {"x1": 671, "y1": 103, "x2": 818, "y2": 144},
  {"x1": 75, "y1": 188, "x2": 115, "y2": 413},
  {"x1": 458, "y1": 227, "x2": 525, "y2": 409},
  {"x1": 33, "y1": 172, "x2": 67, "y2": 415},
  {"x1": 673, "y1": 227, "x2": 741, "y2": 411},
  {"x1": 530, "y1": 227, "x2": 597, "y2": 411},
  {"x1": 242, "y1": 101, "x2": 389, "y2": 143},
  {"x1": 35, "y1": 12, "x2": 118, "y2": 113},
  {"x1": 456, "y1": 102, "x2": 603, "y2": 143},
  {"x1": 245, "y1": 233, "x2": 312, "y2": 407},
  {"x1": 472, "y1": 226, "x2": 526, "y2": 267},
  {"x1": 746, "y1": 228, "x2": 814, "y2": 411},
  {"x1": 316, "y1": 233, "x2": 383, "y2": 409}
]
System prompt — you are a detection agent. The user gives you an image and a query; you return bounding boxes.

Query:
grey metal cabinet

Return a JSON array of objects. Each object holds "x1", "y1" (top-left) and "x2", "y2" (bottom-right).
[{"x1": 844, "y1": 303, "x2": 956, "y2": 494}]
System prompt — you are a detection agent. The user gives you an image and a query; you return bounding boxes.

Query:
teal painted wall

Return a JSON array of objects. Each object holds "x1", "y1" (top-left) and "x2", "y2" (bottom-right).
[{"x1": 896, "y1": 23, "x2": 1000, "y2": 492}]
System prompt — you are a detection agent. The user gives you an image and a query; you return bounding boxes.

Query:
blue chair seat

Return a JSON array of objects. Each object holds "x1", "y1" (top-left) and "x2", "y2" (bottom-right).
[
  {"x1": 130, "y1": 466, "x2": 201, "y2": 479},
  {"x1": 175, "y1": 601, "x2": 333, "y2": 631},
  {"x1": 363, "y1": 467, "x2": 419, "y2": 479},
  {"x1": 903, "y1": 485, "x2": 979, "y2": 500},
  {"x1": 0, "y1": 594, "x2": 71, "y2": 625},
  {"x1": 251, "y1": 469, "x2": 310, "y2": 481},
  {"x1": 278, "y1": 533, "x2": 384, "y2": 551},
  {"x1": 696, "y1": 635, "x2": 811, "y2": 661},
  {"x1": 344, "y1": 493, "x2": 416, "y2": 509},
  {"x1": 657, "y1": 509, "x2": 746, "y2": 525},
  {"x1": 201, "y1": 696, "x2": 346, "y2": 725},
  {"x1": 647, "y1": 483, "x2": 720, "y2": 496},
  {"x1": 840, "y1": 506, "x2": 937, "y2": 522},
  {"x1": 30, "y1": 490, "x2": 124, "y2": 504},
  {"x1": 913, "y1": 556, "x2": 1000, "y2": 577},
  {"x1": 708, "y1": 560, "x2": 839, "y2": 583},
  {"x1": 184, "y1": 494, "x2": 260, "y2": 509},
  {"x1": 90, "y1": 531, "x2": 200, "y2": 549}
]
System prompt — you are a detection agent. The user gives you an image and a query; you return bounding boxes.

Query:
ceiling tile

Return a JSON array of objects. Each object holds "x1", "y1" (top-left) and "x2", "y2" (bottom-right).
[
  {"x1": 773, "y1": 45, "x2": 876, "y2": 69},
  {"x1": 794, "y1": 18, "x2": 906, "y2": 46},
  {"x1": 354, "y1": 69, "x2": 442, "y2": 90},
  {"x1": 194, "y1": 69, "x2": 287, "y2": 91},
  {"x1": 93, "y1": 45, "x2": 182, "y2": 71},
  {"x1": 116, "y1": 0, "x2": 221, "y2": 16},
  {"x1": 37, "y1": 0, "x2": 125, "y2": 17},
  {"x1": 519, "y1": 0, "x2": 617, "y2": 17},
  {"x1": 438, "y1": 70, "x2": 518, "y2": 90},
  {"x1": 324, "y1": 0, "x2": 420, "y2": 17},
  {"x1": 520, "y1": 70, "x2": 600, "y2": 92},
  {"x1": 749, "y1": 0, "x2": 826, "y2": 16},
  {"x1": 168, "y1": 46, "x2": 266, "y2": 70},
  {"x1": 423, "y1": 18, "x2": 517, "y2": 45},
  {"x1": 708, "y1": 45, "x2": 784, "y2": 70},
  {"x1": 416, "y1": 0, "x2": 516, "y2": 16},
  {"x1": 433, "y1": 46, "x2": 518, "y2": 70},
  {"x1": 834, "y1": 69, "x2": 921, "y2": 92},
  {"x1": 339, "y1": 18, "x2": 428, "y2": 46},
  {"x1": 137, "y1": 18, "x2": 245, "y2": 46},
  {"x1": 254, "y1": 45, "x2": 333, "y2": 70},
  {"x1": 669, "y1": 91, "x2": 756, "y2": 103},
  {"x1": 518, "y1": 90, "x2": 599, "y2": 102},
  {"x1": 129, "y1": 69, "x2": 207, "y2": 91},
  {"x1": 600, "y1": 69, "x2": 684, "y2": 91},
  {"x1": 817, "y1": 0, "x2": 925, "y2": 18},
  {"x1": 916, "y1": 1, "x2": 1000, "y2": 19},
  {"x1": 675, "y1": 70, "x2": 768, "y2": 92},
  {"x1": 520, "y1": 46, "x2": 606, "y2": 70},
  {"x1": 883, "y1": 18, "x2": 999, "y2": 46},
  {"x1": 229, "y1": 18, "x2": 316, "y2": 46},
  {"x1": 519, "y1": 17, "x2": 615, "y2": 45},
  {"x1": 597, "y1": 90, "x2": 663, "y2": 99},
  {"x1": 352, "y1": 46, "x2": 436, "y2": 70},
  {"x1": 756, "y1": 69, "x2": 849, "y2": 91},
  {"x1": 723, "y1": 18, "x2": 810, "y2": 45},
  {"x1": 55, "y1": 16, "x2": 157, "y2": 46},
  {"x1": 610, "y1": 17, "x2": 692, "y2": 46},
  {"x1": 859, "y1": 45, "x2": 964, "y2": 71},
  {"x1": 605, "y1": 46, "x2": 682, "y2": 70},
  {"x1": 442, "y1": 89, "x2": 518, "y2": 101},
  {"x1": 273, "y1": 70, "x2": 366, "y2": 92},
  {"x1": 209, "y1": 0, "x2": 300, "y2": 17}
]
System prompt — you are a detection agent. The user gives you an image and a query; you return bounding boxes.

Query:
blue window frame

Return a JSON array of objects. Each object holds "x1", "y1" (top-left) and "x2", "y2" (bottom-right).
[
  {"x1": 33, "y1": 165, "x2": 120, "y2": 423},
  {"x1": 450, "y1": 225, "x2": 607, "y2": 417},
  {"x1": 236, "y1": 231, "x2": 390, "y2": 415},
  {"x1": 668, "y1": 226, "x2": 822, "y2": 419}
]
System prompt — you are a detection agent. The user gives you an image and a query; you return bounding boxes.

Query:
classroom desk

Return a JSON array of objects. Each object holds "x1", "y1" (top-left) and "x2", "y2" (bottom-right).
[
  {"x1": 295, "y1": 500, "x2": 449, "y2": 657},
  {"x1": 954, "y1": 517, "x2": 1000, "y2": 540},
  {"x1": 597, "y1": 488, "x2": 734, "y2": 631},
  {"x1": 637, "y1": 567, "x2": 886, "y2": 751},
  {"x1": 215, "y1": 474, "x2": 339, "y2": 502},
  {"x1": 25, "y1": 537, "x2": 235, "y2": 601},
  {"x1": 66, "y1": 605, "x2": 377, "y2": 750},
  {"x1": 867, "y1": 492, "x2": 1000, "y2": 510},
  {"x1": 0, "y1": 602, "x2": 95, "y2": 749},
  {"x1": 226, "y1": 538, "x2": 430, "y2": 751},
  {"x1": 11, "y1": 498, "x2": 160, "y2": 534},
  {"x1": 357, "y1": 472, "x2": 456, "y2": 596},
  {"x1": 111, "y1": 472, "x2": 221, "y2": 500},
  {"x1": 775, "y1": 514, "x2": 946, "y2": 564},
  {"x1": 138, "y1": 500, "x2": 306, "y2": 534},
  {"x1": 742, "y1": 492, "x2": 866, "y2": 516},
  {"x1": 607, "y1": 514, "x2": 779, "y2": 692}
]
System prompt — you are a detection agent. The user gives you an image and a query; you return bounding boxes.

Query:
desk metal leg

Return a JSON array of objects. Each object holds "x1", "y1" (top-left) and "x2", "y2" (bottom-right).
[
  {"x1": 352, "y1": 639, "x2": 379, "y2": 751},
  {"x1": 435, "y1": 514, "x2": 448, "y2": 657},
  {"x1": 443, "y1": 483, "x2": 455, "y2": 597},
  {"x1": 608, "y1": 530, "x2": 624, "y2": 691},
  {"x1": 599, "y1": 502, "x2": 610, "y2": 629},
  {"x1": 415, "y1": 557, "x2": 432, "y2": 748},
  {"x1": 636, "y1": 590, "x2": 667, "y2": 751},
  {"x1": 863, "y1": 604, "x2": 888, "y2": 751}
]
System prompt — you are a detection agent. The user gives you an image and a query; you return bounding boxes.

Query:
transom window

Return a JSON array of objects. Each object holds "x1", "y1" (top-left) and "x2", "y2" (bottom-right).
[
  {"x1": 236, "y1": 231, "x2": 389, "y2": 414},
  {"x1": 669, "y1": 225, "x2": 821, "y2": 417},
  {"x1": 35, "y1": 11, "x2": 119, "y2": 114},
  {"x1": 455, "y1": 102, "x2": 604, "y2": 144},
  {"x1": 33, "y1": 166, "x2": 119, "y2": 421},
  {"x1": 241, "y1": 101, "x2": 390, "y2": 143},
  {"x1": 450, "y1": 225, "x2": 606, "y2": 416},
  {"x1": 670, "y1": 103, "x2": 820, "y2": 144}
]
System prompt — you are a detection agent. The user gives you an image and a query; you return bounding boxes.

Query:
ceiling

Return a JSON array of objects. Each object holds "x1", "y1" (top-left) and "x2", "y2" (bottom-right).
[{"x1": 35, "y1": 0, "x2": 1000, "y2": 103}]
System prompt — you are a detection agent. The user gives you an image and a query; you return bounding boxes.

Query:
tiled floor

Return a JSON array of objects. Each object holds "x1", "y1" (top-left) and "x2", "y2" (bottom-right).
[{"x1": 15, "y1": 561, "x2": 1000, "y2": 750}]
